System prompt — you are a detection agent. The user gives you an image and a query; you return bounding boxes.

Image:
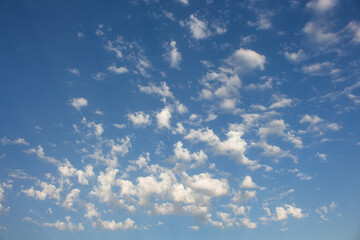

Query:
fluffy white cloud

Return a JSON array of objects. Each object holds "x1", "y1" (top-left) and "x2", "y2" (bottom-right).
[
  {"x1": 164, "y1": 40, "x2": 182, "y2": 69},
  {"x1": 0, "y1": 137, "x2": 29, "y2": 146},
  {"x1": 25, "y1": 145, "x2": 61, "y2": 166},
  {"x1": 185, "y1": 172, "x2": 229, "y2": 197},
  {"x1": 306, "y1": 0, "x2": 337, "y2": 13},
  {"x1": 127, "y1": 111, "x2": 152, "y2": 127},
  {"x1": 172, "y1": 141, "x2": 207, "y2": 168},
  {"x1": 247, "y1": 11, "x2": 273, "y2": 30},
  {"x1": 316, "y1": 152, "x2": 327, "y2": 161},
  {"x1": 226, "y1": 48, "x2": 265, "y2": 72},
  {"x1": 81, "y1": 118, "x2": 104, "y2": 136},
  {"x1": 176, "y1": 0, "x2": 189, "y2": 5},
  {"x1": 108, "y1": 65, "x2": 128, "y2": 74},
  {"x1": 91, "y1": 72, "x2": 106, "y2": 81},
  {"x1": 189, "y1": 225, "x2": 199, "y2": 231},
  {"x1": 186, "y1": 14, "x2": 211, "y2": 39},
  {"x1": 173, "y1": 141, "x2": 192, "y2": 161},
  {"x1": 302, "y1": 61, "x2": 333, "y2": 75},
  {"x1": 303, "y1": 22, "x2": 339, "y2": 45},
  {"x1": 84, "y1": 202, "x2": 100, "y2": 220},
  {"x1": 22, "y1": 181, "x2": 62, "y2": 201},
  {"x1": 176, "y1": 102, "x2": 188, "y2": 115},
  {"x1": 239, "y1": 217, "x2": 257, "y2": 229},
  {"x1": 70, "y1": 97, "x2": 88, "y2": 111},
  {"x1": 185, "y1": 126, "x2": 254, "y2": 165},
  {"x1": 113, "y1": 123, "x2": 126, "y2": 129},
  {"x1": 43, "y1": 217, "x2": 84, "y2": 231},
  {"x1": 220, "y1": 98, "x2": 236, "y2": 110},
  {"x1": 283, "y1": 49, "x2": 307, "y2": 63},
  {"x1": 269, "y1": 96, "x2": 293, "y2": 109},
  {"x1": 68, "y1": 68, "x2": 80, "y2": 76},
  {"x1": 240, "y1": 176, "x2": 259, "y2": 189},
  {"x1": 62, "y1": 189, "x2": 80, "y2": 210},
  {"x1": 95, "y1": 218, "x2": 136, "y2": 230},
  {"x1": 347, "y1": 21, "x2": 360, "y2": 43},
  {"x1": 258, "y1": 119, "x2": 286, "y2": 139},
  {"x1": 275, "y1": 207, "x2": 288, "y2": 221},
  {"x1": 139, "y1": 82, "x2": 174, "y2": 99},
  {"x1": 274, "y1": 204, "x2": 306, "y2": 221},
  {"x1": 156, "y1": 106, "x2": 172, "y2": 129}
]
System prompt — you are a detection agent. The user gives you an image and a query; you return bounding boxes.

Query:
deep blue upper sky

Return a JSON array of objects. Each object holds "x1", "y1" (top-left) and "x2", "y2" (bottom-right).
[{"x1": 0, "y1": 0, "x2": 360, "y2": 239}]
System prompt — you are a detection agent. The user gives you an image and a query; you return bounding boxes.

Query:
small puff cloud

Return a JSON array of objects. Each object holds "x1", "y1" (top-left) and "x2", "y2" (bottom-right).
[
  {"x1": 70, "y1": 97, "x2": 88, "y2": 111},
  {"x1": 127, "y1": 111, "x2": 152, "y2": 128},
  {"x1": 226, "y1": 48, "x2": 265, "y2": 73},
  {"x1": 164, "y1": 40, "x2": 182, "y2": 69}
]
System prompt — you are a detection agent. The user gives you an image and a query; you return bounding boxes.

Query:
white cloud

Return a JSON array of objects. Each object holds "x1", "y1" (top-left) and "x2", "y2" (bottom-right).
[
  {"x1": 306, "y1": 0, "x2": 337, "y2": 13},
  {"x1": 113, "y1": 123, "x2": 126, "y2": 129},
  {"x1": 217, "y1": 211, "x2": 236, "y2": 228},
  {"x1": 175, "y1": 101, "x2": 188, "y2": 114},
  {"x1": 275, "y1": 207, "x2": 288, "y2": 221},
  {"x1": 95, "y1": 217, "x2": 136, "y2": 230},
  {"x1": 163, "y1": 10, "x2": 176, "y2": 21},
  {"x1": 127, "y1": 111, "x2": 151, "y2": 127},
  {"x1": 43, "y1": 217, "x2": 84, "y2": 231},
  {"x1": 81, "y1": 117, "x2": 104, "y2": 136},
  {"x1": 316, "y1": 152, "x2": 327, "y2": 161},
  {"x1": 139, "y1": 82, "x2": 174, "y2": 99},
  {"x1": 185, "y1": 172, "x2": 229, "y2": 197},
  {"x1": 258, "y1": 119, "x2": 286, "y2": 139},
  {"x1": 77, "y1": 32, "x2": 84, "y2": 39},
  {"x1": 90, "y1": 168, "x2": 120, "y2": 205},
  {"x1": 185, "y1": 126, "x2": 255, "y2": 165},
  {"x1": 300, "y1": 114, "x2": 323, "y2": 125},
  {"x1": 302, "y1": 61, "x2": 333, "y2": 75},
  {"x1": 176, "y1": 0, "x2": 189, "y2": 5},
  {"x1": 0, "y1": 137, "x2": 29, "y2": 146},
  {"x1": 220, "y1": 98, "x2": 237, "y2": 110},
  {"x1": 25, "y1": 145, "x2": 61, "y2": 166},
  {"x1": 186, "y1": 14, "x2": 211, "y2": 40},
  {"x1": 284, "y1": 49, "x2": 307, "y2": 63},
  {"x1": 188, "y1": 225, "x2": 199, "y2": 231},
  {"x1": 247, "y1": 11, "x2": 274, "y2": 30},
  {"x1": 173, "y1": 141, "x2": 192, "y2": 161},
  {"x1": 62, "y1": 189, "x2": 80, "y2": 210},
  {"x1": 8, "y1": 169, "x2": 35, "y2": 180},
  {"x1": 274, "y1": 204, "x2": 306, "y2": 221},
  {"x1": 270, "y1": 96, "x2": 293, "y2": 109},
  {"x1": 239, "y1": 217, "x2": 257, "y2": 228},
  {"x1": 91, "y1": 72, "x2": 106, "y2": 81},
  {"x1": 303, "y1": 21, "x2": 339, "y2": 45},
  {"x1": 226, "y1": 48, "x2": 265, "y2": 72},
  {"x1": 156, "y1": 106, "x2": 172, "y2": 129},
  {"x1": 240, "y1": 176, "x2": 259, "y2": 189},
  {"x1": 22, "y1": 216, "x2": 40, "y2": 225},
  {"x1": 70, "y1": 97, "x2": 88, "y2": 111},
  {"x1": 285, "y1": 204, "x2": 306, "y2": 219},
  {"x1": 164, "y1": 40, "x2": 182, "y2": 69},
  {"x1": 346, "y1": 21, "x2": 360, "y2": 44},
  {"x1": 68, "y1": 68, "x2": 80, "y2": 76},
  {"x1": 95, "y1": 110, "x2": 103, "y2": 115},
  {"x1": 327, "y1": 123, "x2": 341, "y2": 131},
  {"x1": 22, "y1": 181, "x2": 61, "y2": 201},
  {"x1": 84, "y1": 202, "x2": 100, "y2": 220},
  {"x1": 108, "y1": 65, "x2": 128, "y2": 74},
  {"x1": 226, "y1": 203, "x2": 248, "y2": 216}
]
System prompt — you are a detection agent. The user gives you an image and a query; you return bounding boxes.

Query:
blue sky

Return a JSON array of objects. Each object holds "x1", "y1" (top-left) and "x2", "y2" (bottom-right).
[{"x1": 1, "y1": 0, "x2": 360, "y2": 239}]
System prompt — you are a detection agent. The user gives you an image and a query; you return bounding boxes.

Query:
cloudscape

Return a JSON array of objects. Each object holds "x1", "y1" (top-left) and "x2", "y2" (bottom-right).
[{"x1": 0, "y1": 0, "x2": 360, "y2": 239}]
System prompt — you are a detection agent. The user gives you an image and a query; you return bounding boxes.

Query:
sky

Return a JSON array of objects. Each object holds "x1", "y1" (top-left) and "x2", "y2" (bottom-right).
[{"x1": 0, "y1": 0, "x2": 360, "y2": 239}]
